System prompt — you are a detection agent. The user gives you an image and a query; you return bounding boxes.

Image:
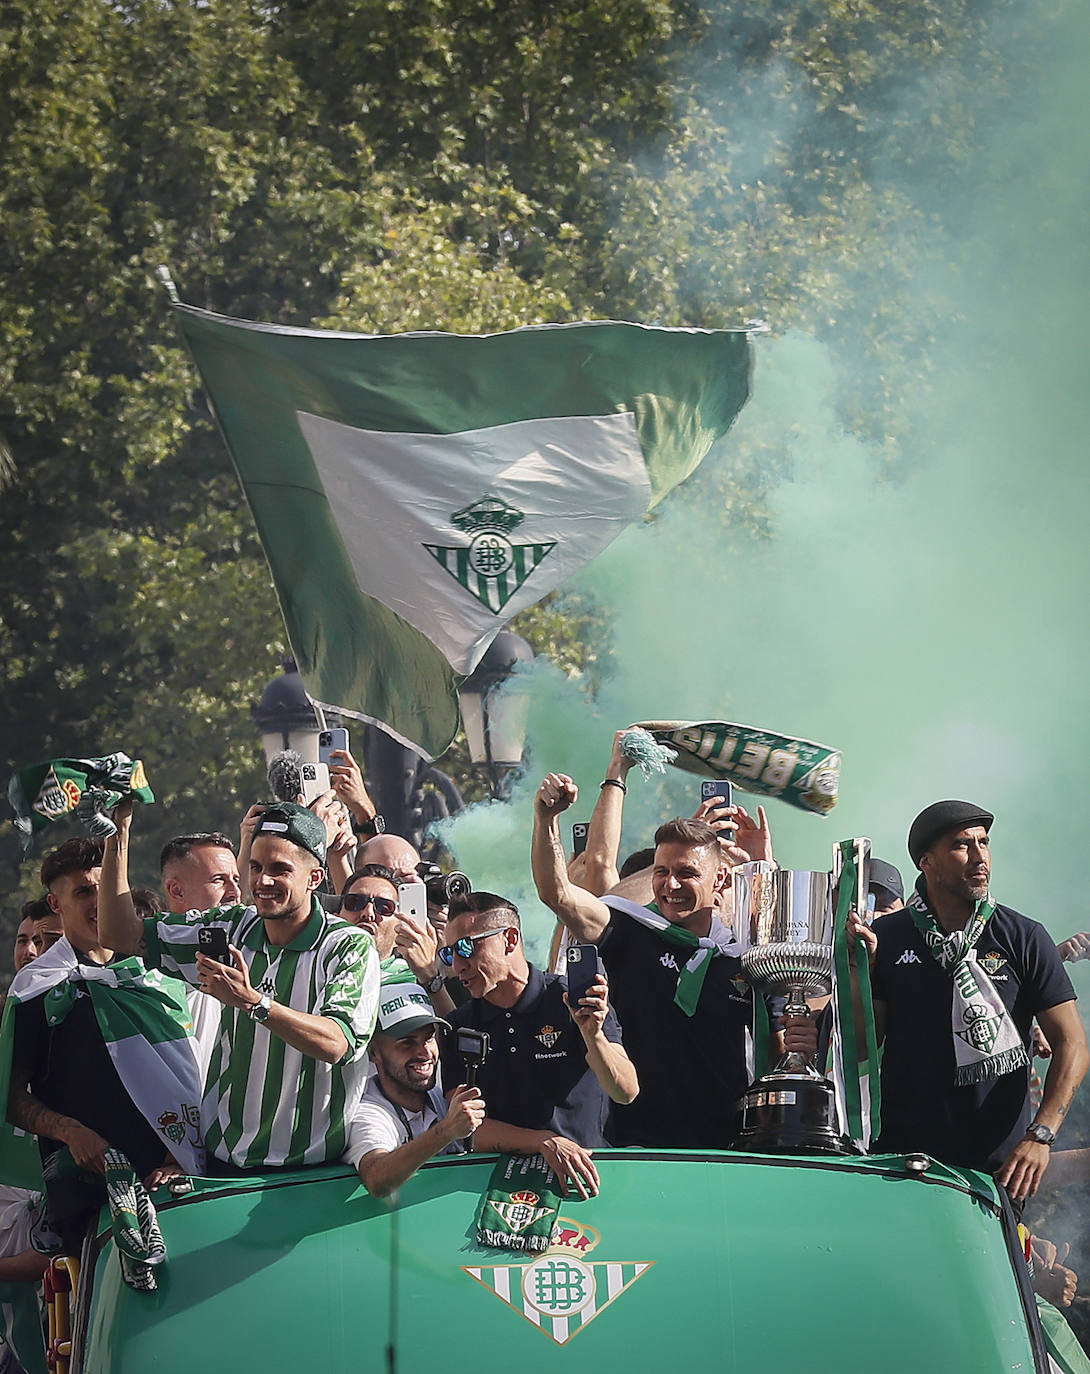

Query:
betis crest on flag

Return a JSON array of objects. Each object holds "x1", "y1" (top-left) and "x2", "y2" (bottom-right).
[{"x1": 170, "y1": 293, "x2": 751, "y2": 757}]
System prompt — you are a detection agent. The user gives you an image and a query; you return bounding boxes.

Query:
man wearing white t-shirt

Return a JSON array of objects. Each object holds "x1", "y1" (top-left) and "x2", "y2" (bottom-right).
[{"x1": 344, "y1": 985, "x2": 484, "y2": 1197}]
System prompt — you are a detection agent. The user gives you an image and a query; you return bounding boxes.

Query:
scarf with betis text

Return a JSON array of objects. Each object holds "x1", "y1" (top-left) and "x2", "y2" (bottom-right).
[{"x1": 908, "y1": 887, "x2": 1029, "y2": 1085}]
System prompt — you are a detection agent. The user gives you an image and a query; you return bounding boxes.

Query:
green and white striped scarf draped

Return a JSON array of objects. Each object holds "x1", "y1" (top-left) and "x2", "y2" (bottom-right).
[
  {"x1": 601, "y1": 897, "x2": 743, "y2": 1015},
  {"x1": 0, "y1": 939, "x2": 205, "y2": 1186},
  {"x1": 908, "y1": 888, "x2": 1029, "y2": 1085}
]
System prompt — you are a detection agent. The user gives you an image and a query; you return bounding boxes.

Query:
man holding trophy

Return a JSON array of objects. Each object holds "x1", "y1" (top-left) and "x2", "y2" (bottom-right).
[{"x1": 531, "y1": 774, "x2": 816, "y2": 1149}]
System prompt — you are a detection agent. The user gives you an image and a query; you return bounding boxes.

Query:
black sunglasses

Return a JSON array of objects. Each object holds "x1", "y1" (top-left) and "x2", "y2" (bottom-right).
[{"x1": 342, "y1": 893, "x2": 398, "y2": 919}]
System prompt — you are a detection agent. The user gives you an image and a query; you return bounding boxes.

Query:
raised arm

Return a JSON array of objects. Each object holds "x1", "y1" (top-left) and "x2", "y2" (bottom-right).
[
  {"x1": 580, "y1": 731, "x2": 634, "y2": 896},
  {"x1": 531, "y1": 775, "x2": 612, "y2": 944},
  {"x1": 98, "y1": 798, "x2": 147, "y2": 957},
  {"x1": 565, "y1": 974, "x2": 639, "y2": 1104}
]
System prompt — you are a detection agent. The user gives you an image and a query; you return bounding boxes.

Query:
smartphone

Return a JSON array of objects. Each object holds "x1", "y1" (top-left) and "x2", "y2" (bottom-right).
[
  {"x1": 701, "y1": 779, "x2": 733, "y2": 809},
  {"x1": 300, "y1": 760, "x2": 331, "y2": 804},
  {"x1": 398, "y1": 879, "x2": 428, "y2": 924},
  {"x1": 566, "y1": 944, "x2": 601, "y2": 1009},
  {"x1": 197, "y1": 926, "x2": 233, "y2": 966},
  {"x1": 571, "y1": 822, "x2": 589, "y2": 856},
  {"x1": 318, "y1": 728, "x2": 350, "y2": 769}
]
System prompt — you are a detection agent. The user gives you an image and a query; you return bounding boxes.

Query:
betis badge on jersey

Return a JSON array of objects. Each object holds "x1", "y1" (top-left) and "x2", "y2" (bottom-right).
[{"x1": 8, "y1": 752, "x2": 155, "y2": 855}]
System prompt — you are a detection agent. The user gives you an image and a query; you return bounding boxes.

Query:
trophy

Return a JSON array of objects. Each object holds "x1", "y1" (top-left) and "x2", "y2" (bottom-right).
[{"x1": 730, "y1": 855, "x2": 864, "y2": 1154}]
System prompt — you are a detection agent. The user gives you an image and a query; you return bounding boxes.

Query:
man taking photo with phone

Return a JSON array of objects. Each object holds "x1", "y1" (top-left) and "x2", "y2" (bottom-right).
[
  {"x1": 99, "y1": 800, "x2": 379, "y2": 1173},
  {"x1": 438, "y1": 891, "x2": 638, "y2": 1199}
]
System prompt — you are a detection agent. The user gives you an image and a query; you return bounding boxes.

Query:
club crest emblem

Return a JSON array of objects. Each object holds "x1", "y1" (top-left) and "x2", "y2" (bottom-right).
[
  {"x1": 487, "y1": 1190, "x2": 553, "y2": 1235},
  {"x1": 535, "y1": 1025, "x2": 562, "y2": 1049},
  {"x1": 957, "y1": 1002, "x2": 1002, "y2": 1054},
  {"x1": 158, "y1": 1111, "x2": 185, "y2": 1144},
  {"x1": 33, "y1": 768, "x2": 81, "y2": 821},
  {"x1": 978, "y1": 951, "x2": 1007, "y2": 977},
  {"x1": 464, "y1": 1217, "x2": 653, "y2": 1344},
  {"x1": 423, "y1": 497, "x2": 555, "y2": 615}
]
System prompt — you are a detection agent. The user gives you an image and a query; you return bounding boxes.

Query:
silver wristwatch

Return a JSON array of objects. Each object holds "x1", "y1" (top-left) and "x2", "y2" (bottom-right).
[
  {"x1": 427, "y1": 972, "x2": 446, "y2": 994},
  {"x1": 1025, "y1": 1121, "x2": 1056, "y2": 1146},
  {"x1": 249, "y1": 992, "x2": 273, "y2": 1023}
]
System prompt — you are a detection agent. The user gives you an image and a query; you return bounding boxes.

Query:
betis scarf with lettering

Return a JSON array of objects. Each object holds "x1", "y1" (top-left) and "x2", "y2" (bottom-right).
[
  {"x1": 7, "y1": 753, "x2": 154, "y2": 856},
  {"x1": 477, "y1": 1154, "x2": 563, "y2": 1253},
  {"x1": 908, "y1": 886, "x2": 1029, "y2": 1085},
  {"x1": 601, "y1": 897, "x2": 742, "y2": 1015},
  {"x1": 0, "y1": 940, "x2": 206, "y2": 1187}
]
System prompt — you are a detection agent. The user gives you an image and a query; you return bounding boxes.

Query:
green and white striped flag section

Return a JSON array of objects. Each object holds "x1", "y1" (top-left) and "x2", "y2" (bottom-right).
[
  {"x1": 0, "y1": 941, "x2": 206, "y2": 1189},
  {"x1": 170, "y1": 292, "x2": 751, "y2": 757}
]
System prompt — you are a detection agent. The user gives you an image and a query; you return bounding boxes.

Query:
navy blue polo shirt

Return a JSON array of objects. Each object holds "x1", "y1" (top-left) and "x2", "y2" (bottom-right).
[
  {"x1": 598, "y1": 910, "x2": 756, "y2": 1148},
  {"x1": 441, "y1": 965, "x2": 622, "y2": 1147},
  {"x1": 871, "y1": 900, "x2": 1075, "y2": 1171}
]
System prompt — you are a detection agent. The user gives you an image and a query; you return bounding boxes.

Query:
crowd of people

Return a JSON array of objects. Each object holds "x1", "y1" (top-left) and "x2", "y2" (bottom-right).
[{"x1": 2, "y1": 731, "x2": 1090, "y2": 1365}]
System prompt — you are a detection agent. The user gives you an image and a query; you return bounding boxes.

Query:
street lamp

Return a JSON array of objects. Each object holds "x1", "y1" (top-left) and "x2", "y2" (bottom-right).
[
  {"x1": 458, "y1": 631, "x2": 534, "y2": 797},
  {"x1": 251, "y1": 657, "x2": 322, "y2": 766}
]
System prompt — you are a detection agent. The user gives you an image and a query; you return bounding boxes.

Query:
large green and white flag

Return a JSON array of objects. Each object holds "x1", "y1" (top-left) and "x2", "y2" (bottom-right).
[{"x1": 171, "y1": 296, "x2": 751, "y2": 757}]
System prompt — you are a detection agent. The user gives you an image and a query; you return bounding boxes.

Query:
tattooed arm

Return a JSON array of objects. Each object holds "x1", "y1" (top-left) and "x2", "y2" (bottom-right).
[{"x1": 7, "y1": 1082, "x2": 109, "y2": 1175}]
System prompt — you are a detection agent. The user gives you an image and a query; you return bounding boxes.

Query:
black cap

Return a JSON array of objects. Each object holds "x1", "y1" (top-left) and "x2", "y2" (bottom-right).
[
  {"x1": 868, "y1": 859, "x2": 904, "y2": 904},
  {"x1": 907, "y1": 801, "x2": 994, "y2": 868}
]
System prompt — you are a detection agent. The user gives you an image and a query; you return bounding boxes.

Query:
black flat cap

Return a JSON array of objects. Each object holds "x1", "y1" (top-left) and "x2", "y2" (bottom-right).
[
  {"x1": 908, "y1": 800, "x2": 994, "y2": 867},
  {"x1": 868, "y1": 859, "x2": 904, "y2": 903}
]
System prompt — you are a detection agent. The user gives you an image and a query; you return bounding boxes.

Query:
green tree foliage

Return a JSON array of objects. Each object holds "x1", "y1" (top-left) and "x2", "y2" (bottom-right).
[{"x1": 0, "y1": 0, "x2": 1007, "y2": 936}]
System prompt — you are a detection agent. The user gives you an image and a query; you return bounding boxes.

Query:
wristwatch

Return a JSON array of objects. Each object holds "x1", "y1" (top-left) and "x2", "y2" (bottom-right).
[
  {"x1": 249, "y1": 992, "x2": 273, "y2": 1023},
  {"x1": 1025, "y1": 1121, "x2": 1056, "y2": 1146},
  {"x1": 427, "y1": 972, "x2": 446, "y2": 994}
]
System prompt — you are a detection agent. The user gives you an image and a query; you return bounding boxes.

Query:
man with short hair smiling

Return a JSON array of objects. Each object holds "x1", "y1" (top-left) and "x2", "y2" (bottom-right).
[
  {"x1": 159, "y1": 834, "x2": 242, "y2": 913},
  {"x1": 439, "y1": 891, "x2": 637, "y2": 1199},
  {"x1": 866, "y1": 800, "x2": 1088, "y2": 1203},
  {"x1": 532, "y1": 773, "x2": 809, "y2": 1149},
  {"x1": 344, "y1": 985, "x2": 484, "y2": 1197},
  {"x1": 12, "y1": 900, "x2": 61, "y2": 974},
  {"x1": 99, "y1": 801, "x2": 379, "y2": 1172}
]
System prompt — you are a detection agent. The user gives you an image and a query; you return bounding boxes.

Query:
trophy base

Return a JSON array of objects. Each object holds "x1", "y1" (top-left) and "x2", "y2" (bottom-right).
[{"x1": 731, "y1": 1070, "x2": 850, "y2": 1155}]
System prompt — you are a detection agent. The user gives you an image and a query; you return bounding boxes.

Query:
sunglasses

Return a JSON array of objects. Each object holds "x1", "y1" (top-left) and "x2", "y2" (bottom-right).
[
  {"x1": 342, "y1": 893, "x2": 398, "y2": 919},
  {"x1": 438, "y1": 927, "x2": 508, "y2": 966}
]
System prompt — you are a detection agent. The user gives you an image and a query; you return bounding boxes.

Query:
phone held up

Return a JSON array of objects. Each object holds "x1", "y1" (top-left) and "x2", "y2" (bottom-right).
[
  {"x1": 198, "y1": 926, "x2": 233, "y2": 966},
  {"x1": 318, "y1": 728, "x2": 350, "y2": 769},
  {"x1": 565, "y1": 944, "x2": 601, "y2": 1011}
]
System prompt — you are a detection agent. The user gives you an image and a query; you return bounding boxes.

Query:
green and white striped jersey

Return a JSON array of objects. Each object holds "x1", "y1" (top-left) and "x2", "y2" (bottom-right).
[{"x1": 144, "y1": 899, "x2": 379, "y2": 1170}]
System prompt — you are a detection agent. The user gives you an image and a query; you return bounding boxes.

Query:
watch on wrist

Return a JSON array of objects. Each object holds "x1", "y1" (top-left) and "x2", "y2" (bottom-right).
[
  {"x1": 427, "y1": 972, "x2": 446, "y2": 994},
  {"x1": 249, "y1": 992, "x2": 273, "y2": 1024},
  {"x1": 355, "y1": 813, "x2": 386, "y2": 839},
  {"x1": 1025, "y1": 1121, "x2": 1056, "y2": 1146}
]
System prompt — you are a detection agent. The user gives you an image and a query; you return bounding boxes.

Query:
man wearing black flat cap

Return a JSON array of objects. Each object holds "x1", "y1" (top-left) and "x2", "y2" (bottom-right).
[{"x1": 863, "y1": 800, "x2": 1088, "y2": 1204}]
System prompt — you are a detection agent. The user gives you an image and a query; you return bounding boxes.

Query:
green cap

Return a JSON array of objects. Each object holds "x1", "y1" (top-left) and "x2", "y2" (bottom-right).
[{"x1": 252, "y1": 802, "x2": 327, "y2": 865}]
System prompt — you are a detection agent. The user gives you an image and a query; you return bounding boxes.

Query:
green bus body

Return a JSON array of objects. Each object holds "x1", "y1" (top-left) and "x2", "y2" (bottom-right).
[{"x1": 77, "y1": 1150, "x2": 1047, "y2": 1373}]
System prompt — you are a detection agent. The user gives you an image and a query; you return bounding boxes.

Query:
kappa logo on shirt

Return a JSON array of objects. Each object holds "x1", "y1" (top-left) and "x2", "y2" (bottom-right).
[
  {"x1": 660, "y1": 953, "x2": 679, "y2": 972},
  {"x1": 894, "y1": 950, "x2": 923, "y2": 966}
]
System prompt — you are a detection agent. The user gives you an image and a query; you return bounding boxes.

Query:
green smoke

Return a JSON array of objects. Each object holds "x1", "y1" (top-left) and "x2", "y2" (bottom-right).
[{"x1": 441, "y1": 1, "x2": 1090, "y2": 961}]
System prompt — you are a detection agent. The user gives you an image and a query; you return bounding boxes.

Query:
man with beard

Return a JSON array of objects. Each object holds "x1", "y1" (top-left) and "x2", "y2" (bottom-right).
[
  {"x1": 99, "y1": 801, "x2": 379, "y2": 1172},
  {"x1": 339, "y1": 864, "x2": 453, "y2": 1014},
  {"x1": 868, "y1": 800, "x2": 1087, "y2": 1204},
  {"x1": 343, "y1": 985, "x2": 484, "y2": 1197}
]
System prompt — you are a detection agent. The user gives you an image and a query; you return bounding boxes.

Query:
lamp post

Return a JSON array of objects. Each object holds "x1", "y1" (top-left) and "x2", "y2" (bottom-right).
[
  {"x1": 251, "y1": 657, "x2": 322, "y2": 766},
  {"x1": 457, "y1": 631, "x2": 534, "y2": 798}
]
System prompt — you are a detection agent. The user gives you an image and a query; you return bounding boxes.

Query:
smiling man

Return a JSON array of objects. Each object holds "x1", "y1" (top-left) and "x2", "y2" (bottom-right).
[
  {"x1": 99, "y1": 801, "x2": 380, "y2": 1173},
  {"x1": 532, "y1": 774, "x2": 809, "y2": 1149},
  {"x1": 343, "y1": 985, "x2": 483, "y2": 1197},
  {"x1": 869, "y1": 800, "x2": 1088, "y2": 1205}
]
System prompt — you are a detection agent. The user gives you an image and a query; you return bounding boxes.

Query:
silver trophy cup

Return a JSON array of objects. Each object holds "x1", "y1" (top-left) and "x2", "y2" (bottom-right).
[{"x1": 731, "y1": 865, "x2": 847, "y2": 1154}]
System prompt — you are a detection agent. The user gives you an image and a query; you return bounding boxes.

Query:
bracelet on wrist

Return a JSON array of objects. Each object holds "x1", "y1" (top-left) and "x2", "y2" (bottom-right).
[{"x1": 600, "y1": 778, "x2": 627, "y2": 793}]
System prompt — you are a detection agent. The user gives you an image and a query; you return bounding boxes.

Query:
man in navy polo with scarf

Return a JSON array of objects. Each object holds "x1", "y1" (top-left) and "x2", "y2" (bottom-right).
[{"x1": 866, "y1": 800, "x2": 1088, "y2": 1203}]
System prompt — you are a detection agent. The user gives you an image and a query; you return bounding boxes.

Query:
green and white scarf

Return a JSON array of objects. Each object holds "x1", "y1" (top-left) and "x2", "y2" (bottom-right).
[
  {"x1": 602, "y1": 896, "x2": 742, "y2": 1015},
  {"x1": 476, "y1": 1154, "x2": 563, "y2": 1253},
  {"x1": 104, "y1": 1149, "x2": 166, "y2": 1292},
  {"x1": 0, "y1": 940, "x2": 206, "y2": 1186},
  {"x1": 908, "y1": 888, "x2": 1029, "y2": 1085}
]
